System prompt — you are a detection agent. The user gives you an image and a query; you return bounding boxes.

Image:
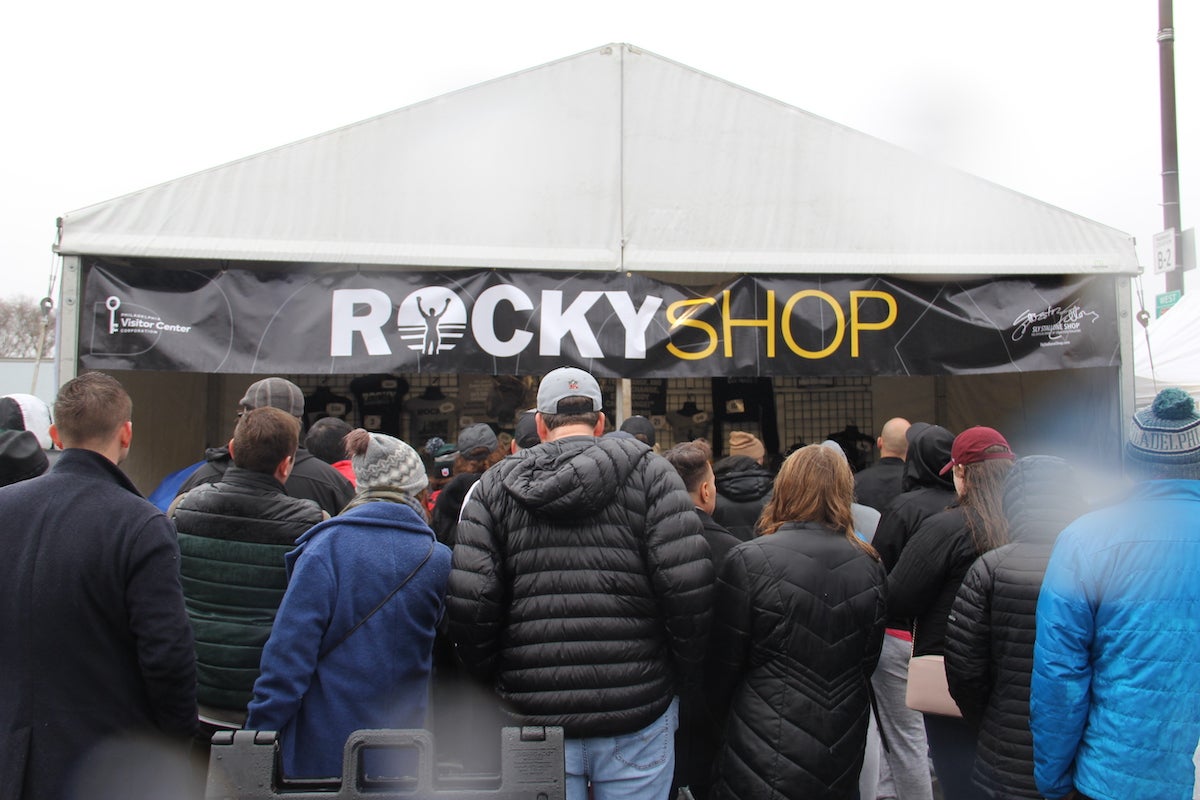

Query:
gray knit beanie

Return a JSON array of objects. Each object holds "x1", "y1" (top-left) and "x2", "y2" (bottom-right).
[
  {"x1": 345, "y1": 429, "x2": 429, "y2": 495},
  {"x1": 1126, "y1": 387, "x2": 1200, "y2": 480}
]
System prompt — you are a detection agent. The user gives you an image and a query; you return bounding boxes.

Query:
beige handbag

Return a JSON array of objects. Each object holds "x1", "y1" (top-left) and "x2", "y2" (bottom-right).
[{"x1": 905, "y1": 653, "x2": 962, "y2": 717}]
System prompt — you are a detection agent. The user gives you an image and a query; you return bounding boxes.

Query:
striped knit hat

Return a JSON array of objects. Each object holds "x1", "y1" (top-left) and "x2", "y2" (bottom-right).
[
  {"x1": 345, "y1": 429, "x2": 429, "y2": 495},
  {"x1": 1126, "y1": 387, "x2": 1200, "y2": 480}
]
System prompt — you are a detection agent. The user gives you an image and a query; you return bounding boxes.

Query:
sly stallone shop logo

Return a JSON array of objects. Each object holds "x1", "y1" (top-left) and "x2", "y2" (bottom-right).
[
  {"x1": 1011, "y1": 302, "x2": 1100, "y2": 348},
  {"x1": 91, "y1": 295, "x2": 192, "y2": 356}
]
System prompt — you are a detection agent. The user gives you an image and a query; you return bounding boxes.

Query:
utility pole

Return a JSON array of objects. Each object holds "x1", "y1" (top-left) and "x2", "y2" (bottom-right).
[{"x1": 1159, "y1": 0, "x2": 1184, "y2": 293}]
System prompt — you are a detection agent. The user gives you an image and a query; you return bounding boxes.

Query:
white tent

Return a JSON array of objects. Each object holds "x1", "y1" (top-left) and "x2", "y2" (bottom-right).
[
  {"x1": 57, "y1": 43, "x2": 1136, "y2": 277},
  {"x1": 52, "y1": 43, "x2": 1141, "y2": 491},
  {"x1": 1133, "y1": 290, "x2": 1200, "y2": 408}
]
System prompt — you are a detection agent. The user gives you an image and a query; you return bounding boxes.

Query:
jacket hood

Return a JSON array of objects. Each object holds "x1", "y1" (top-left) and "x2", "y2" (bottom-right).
[
  {"x1": 1003, "y1": 455, "x2": 1087, "y2": 545},
  {"x1": 713, "y1": 456, "x2": 774, "y2": 501},
  {"x1": 287, "y1": 499, "x2": 432, "y2": 575},
  {"x1": 496, "y1": 435, "x2": 650, "y2": 520},
  {"x1": 901, "y1": 424, "x2": 955, "y2": 493}
]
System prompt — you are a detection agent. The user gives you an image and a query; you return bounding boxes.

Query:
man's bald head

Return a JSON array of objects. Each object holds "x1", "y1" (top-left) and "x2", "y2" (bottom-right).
[{"x1": 879, "y1": 417, "x2": 911, "y2": 459}]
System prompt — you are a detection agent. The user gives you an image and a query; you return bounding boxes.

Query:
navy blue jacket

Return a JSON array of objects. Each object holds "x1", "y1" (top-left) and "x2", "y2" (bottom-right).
[{"x1": 0, "y1": 449, "x2": 197, "y2": 800}]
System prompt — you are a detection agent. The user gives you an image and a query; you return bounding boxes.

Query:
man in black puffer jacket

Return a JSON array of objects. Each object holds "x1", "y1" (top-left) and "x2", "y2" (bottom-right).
[
  {"x1": 944, "y1": 456, "x2": 1087, "y2": 799},
  {"x1": 449, "y1": 367, "x2": 713, "y2": 800},
  {"x1": 172, "y1": 407, "x2": 325, "y2": 731}
]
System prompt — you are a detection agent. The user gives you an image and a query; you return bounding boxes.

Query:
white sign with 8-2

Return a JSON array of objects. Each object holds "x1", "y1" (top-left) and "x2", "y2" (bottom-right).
[{"x1": 1154, "y1": 228, "x2": 1177, "y2": 274}]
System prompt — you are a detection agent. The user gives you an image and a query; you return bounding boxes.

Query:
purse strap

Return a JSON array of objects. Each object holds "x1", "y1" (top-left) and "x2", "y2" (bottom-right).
[{"x1": 317, "y1": 539, "x2": 435, "y2": 662}]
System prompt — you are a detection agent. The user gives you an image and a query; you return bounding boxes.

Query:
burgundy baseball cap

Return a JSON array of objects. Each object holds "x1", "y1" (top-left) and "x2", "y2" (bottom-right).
[{"x1": 939, "y1": 426, "x2": 1015, "y2": 475}]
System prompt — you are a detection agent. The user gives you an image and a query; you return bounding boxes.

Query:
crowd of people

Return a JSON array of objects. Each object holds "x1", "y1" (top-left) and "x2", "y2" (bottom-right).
[{"x1": 2, "y1": 369, "x2": 1200, "y2": 800}]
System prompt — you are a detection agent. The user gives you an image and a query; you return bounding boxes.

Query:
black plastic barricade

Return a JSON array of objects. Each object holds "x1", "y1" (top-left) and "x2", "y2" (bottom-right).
[{"x1": 205, "y1": 727, "x2": 565, "y2": 800}]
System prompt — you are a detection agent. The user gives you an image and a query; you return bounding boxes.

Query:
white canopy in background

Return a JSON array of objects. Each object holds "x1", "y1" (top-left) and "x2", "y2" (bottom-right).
[
  {"x1": 1132, "y1": 290, "x2": 1200, "y2": 408},
  {"x1": 56, "y1": 43, "x2": 1138, "y2": 276}
]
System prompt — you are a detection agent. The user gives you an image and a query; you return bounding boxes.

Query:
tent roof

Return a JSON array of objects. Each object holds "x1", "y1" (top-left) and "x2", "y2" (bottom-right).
[{"x1": 57, "y1": 43, "x2": 1138, "y2": 276}]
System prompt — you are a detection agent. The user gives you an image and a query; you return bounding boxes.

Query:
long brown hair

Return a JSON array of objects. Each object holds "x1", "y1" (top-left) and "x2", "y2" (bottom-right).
[
  {"x1": 958, "y1": 452, "x2": 1013, "y2": 554},
  {"x1": 759, "y1": 444, "x2": 878, "y2": 559}
]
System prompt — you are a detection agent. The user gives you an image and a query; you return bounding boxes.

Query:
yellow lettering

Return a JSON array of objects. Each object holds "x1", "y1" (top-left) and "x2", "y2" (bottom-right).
[
  {"x1": 782, "y1": 290, "x2": 844, "y2": 359},
  {"x1": 666, "y1": 298, "x2": 719, "y2": 360},
  {"x1": 850, "y1": 291, "x2": 897, "y2": 358},
  {"x1": 722, "y1": 290, "x2": 776, "y2": 358}
]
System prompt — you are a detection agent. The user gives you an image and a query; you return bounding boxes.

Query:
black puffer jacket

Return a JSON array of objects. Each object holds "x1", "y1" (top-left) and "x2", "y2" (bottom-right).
[
  {"x1": 944, "y1": 456, "x2": 1086, "y2": 799},
  {"x1": 712, "y1": 456, "x2": 774, "y2": 541},
  {"x1": 447, "y1": 435, "x2": 712, "y2": 737},
  {"x1": 172, "y1": 467, "x2": 325, "y2": 709},
  {"x1": 177, "y1": 446, "x2": 353, "y2": 517},
  {"x1": 707, "y1": 522, "x2": 886, "y2": 800}
]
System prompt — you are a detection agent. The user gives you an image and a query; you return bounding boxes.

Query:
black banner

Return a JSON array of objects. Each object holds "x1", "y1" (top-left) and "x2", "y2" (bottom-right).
[{"x1": 80, "y1": 260, "x2": 1120, "y2": 378}]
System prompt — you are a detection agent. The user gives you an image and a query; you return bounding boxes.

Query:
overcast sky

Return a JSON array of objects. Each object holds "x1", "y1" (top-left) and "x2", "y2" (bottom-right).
[{"x1": 1, "y1": 1, "x2": 1194, "y2": 312}]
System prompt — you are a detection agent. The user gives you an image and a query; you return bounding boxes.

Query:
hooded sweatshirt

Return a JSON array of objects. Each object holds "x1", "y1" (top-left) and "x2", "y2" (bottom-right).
[
  {"x1": 712, "y1": 455, "x2": 774, "y2": 541},
  {"x1": 447, "y1": 434, "x2": 713, "y2": 737}
]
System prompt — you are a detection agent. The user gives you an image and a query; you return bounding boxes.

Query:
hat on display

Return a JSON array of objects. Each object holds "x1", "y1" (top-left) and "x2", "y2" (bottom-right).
[
  {"x1": 940, "y1": 426, "x2": 1015, "y2": 475},
  {"x1": 513, "y1": 409, "x2": 540, "y2": 450},
  {"x1": 345, "y1": 429, "x2": 428, "y2": 495},
  {"x1": 458, "y1": 423, "x2": 499, "y2": 457},
  {"x1": 729, "y1": 431, "x2": 765, "y2": 461},
  {"x1": 239, "y1": 378, "x2": 304, "y2": 418},
  {"x1": 1126, "y1": 387, "x2": 1200, "y2": 480},
  {"x1": 619, "y1": 415, "x2": 656, "y2": 447},
  {"x1": 536, "y1": 367, "x2": 602, "y2": 414}
]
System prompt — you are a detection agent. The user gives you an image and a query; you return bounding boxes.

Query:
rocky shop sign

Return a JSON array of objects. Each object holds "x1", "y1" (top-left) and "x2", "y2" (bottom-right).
[{"x1": 80, "y1": 261, "x2": 1118, "y2": 378}]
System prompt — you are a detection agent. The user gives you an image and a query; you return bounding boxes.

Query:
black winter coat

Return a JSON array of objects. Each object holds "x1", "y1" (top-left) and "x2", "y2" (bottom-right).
[
  {"x1": 177, "y1": 446, "x2": 353, "y2": 516},
  {"x1": 0, "y1": 449, "x2": 197, "y2": 800},
  {"x1": 886, "y1": 506, "x2": 978, "y2": 657},
  {"x1": 172, "y1": 466, "x2": 325, "y2": 709},
  {"x1": 853, "y1": 456, "x2": 905, "y2": 512},
  {"x1": 707, "y1": 522, "x2": 886, "y2": 800},
  {"x1": 448, "y1": 435, "x2": 712, "y2": 737},
  {"x1": 943, "y1": 456, "x2": 1086, "y2": 799}
]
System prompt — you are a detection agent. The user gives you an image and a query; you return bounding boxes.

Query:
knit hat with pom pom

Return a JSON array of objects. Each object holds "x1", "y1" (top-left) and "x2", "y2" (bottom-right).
[
  {"x1": 1127, "y1": 387, "x2": 1200, "y2": 480},
  {"x1": 345, "y1": 429, "x2": 429, "y2": 496}
]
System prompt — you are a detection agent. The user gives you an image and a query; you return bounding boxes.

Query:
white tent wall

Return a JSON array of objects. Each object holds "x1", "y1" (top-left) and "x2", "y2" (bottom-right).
[{"x1": 1132, "y1": 290, "x2": 1200, "y2": 408}]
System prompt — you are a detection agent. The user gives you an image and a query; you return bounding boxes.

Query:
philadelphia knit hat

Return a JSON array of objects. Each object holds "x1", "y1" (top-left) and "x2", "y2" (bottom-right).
[
  {"x1": 1126, "y1": 387, "x2": 1200, "y2": 480},
  {"x1": 239, "y1": 377, "x2": 304, "y2": 418},
  {"x1": 729, "y1": 431, "x2": 765, "y2": 461},
  {"x1": 345, "y1": 428, "x2": 429, "y2": 495}
]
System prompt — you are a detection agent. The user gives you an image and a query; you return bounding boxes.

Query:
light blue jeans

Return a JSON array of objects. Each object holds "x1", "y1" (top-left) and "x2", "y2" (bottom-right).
[{"x1": 564, "y1": 697, "x2": 679, "y2": 800}]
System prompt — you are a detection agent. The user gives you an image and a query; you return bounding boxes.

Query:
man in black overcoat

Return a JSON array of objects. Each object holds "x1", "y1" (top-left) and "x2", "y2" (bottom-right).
[{"x1": 0, "y1": 372, "x2": 197, "y2": 799}]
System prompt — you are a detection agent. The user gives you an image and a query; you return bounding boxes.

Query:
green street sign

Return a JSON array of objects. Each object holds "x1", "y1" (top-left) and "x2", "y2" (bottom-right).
[{"x1": 1156, "y1": 290, "x2": 1182, "y2": 318}]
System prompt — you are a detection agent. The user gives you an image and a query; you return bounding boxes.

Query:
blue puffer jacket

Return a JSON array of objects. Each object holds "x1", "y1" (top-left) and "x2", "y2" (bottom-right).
[{"x1": 1031, "y1": 479, "x2": 1200, "y2": 800}]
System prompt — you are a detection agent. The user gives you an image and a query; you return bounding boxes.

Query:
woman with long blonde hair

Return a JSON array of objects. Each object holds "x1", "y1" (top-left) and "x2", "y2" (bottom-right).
[{"x1": 706, "y1": 445, "x2": 887, "y2": 800}]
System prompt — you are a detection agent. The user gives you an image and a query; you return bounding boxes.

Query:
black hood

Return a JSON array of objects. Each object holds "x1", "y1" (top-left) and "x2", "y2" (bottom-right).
[
  {"x1": 1003, "y1": 455, "x2": 1088, "y2": 545},
  {"x1": 0, "y1": 429, "x2": 49, "y2": 486},
  {"x1": 496, "y1": 435, "x2": 650, "y2": 521},
  {"x1": 901, "y1": 423, "x2": 955, "y2": 493},
  {"x1": 713, "y1": 456, "x2": 774, "y2": 502}
]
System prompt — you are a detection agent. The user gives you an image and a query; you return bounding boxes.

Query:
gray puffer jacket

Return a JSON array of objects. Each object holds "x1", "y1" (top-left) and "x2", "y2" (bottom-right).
[{"x1": 447, "y1": 434, "x2": 712, "y2": 737}]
